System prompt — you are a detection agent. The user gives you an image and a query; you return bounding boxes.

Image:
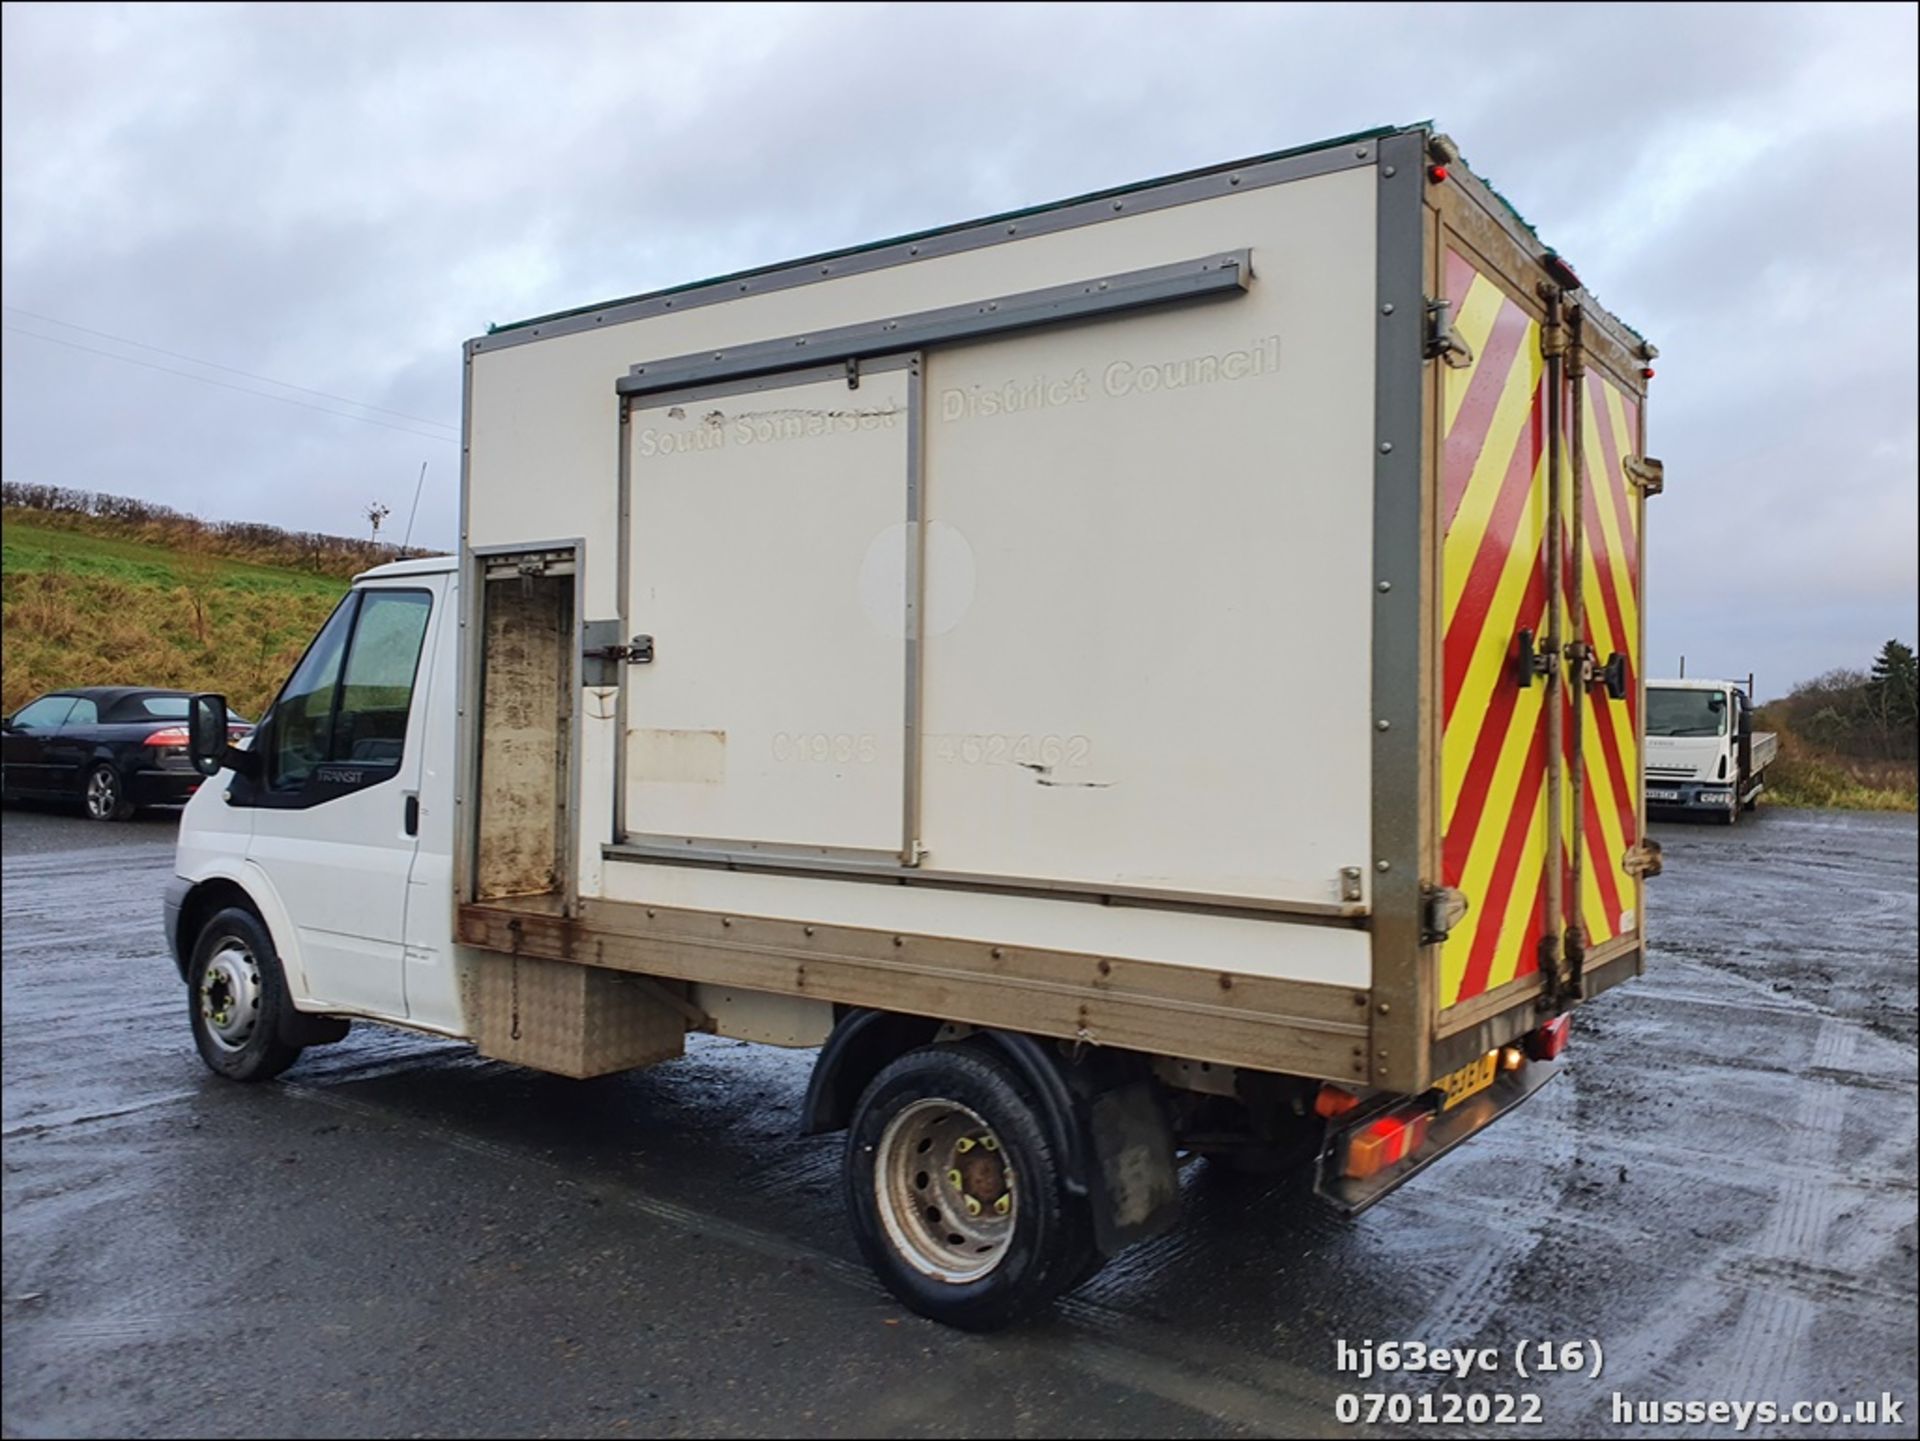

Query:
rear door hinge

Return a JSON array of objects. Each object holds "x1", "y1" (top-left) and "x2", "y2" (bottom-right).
[
  {"x1": 1421, "y1": 884, "x2": 1471, "y2": 945},
  {"x1": 1425, "y1": 298, "x2": 1475, "y2": 368},
  {"x1": 1624, "y1": 455, "x2": 1664, "y2": 495}
]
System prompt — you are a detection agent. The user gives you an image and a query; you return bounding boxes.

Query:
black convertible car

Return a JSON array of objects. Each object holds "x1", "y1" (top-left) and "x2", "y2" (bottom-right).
[{"x1": 1, "y1": 687, "x2": 251, "y2": 821}]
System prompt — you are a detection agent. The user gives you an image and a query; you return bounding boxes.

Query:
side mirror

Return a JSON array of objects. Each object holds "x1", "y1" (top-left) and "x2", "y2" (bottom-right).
[
  {"x1": 189, "y1": 693, "x2": 238, "y2": 777},
  {"x1": 1737, "y1": 706, "x2": 1754, "y2": 738}
]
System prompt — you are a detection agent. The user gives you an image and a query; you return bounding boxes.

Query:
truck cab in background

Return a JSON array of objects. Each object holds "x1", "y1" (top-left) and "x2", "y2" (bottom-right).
[{"x1": 1645, "y1": 678, "x2": 1777, "y2": 824}]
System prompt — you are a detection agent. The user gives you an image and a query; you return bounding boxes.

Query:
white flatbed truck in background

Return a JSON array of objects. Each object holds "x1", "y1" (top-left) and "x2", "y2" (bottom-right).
[
  {"x1": 167, "y1": 123, "x2": 1664, "y2": 1329},
  {"x1": 1645, "y1": 677, "x2": 1777, "y2": 823}
]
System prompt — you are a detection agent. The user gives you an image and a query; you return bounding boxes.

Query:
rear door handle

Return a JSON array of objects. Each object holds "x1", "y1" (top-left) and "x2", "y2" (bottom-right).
[{"x1": 404, "y1": 793, "x2": 419, "y2": 836}]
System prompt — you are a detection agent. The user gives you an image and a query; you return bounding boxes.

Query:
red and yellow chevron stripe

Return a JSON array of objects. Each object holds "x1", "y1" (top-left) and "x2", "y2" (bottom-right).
[
  {"x1": 1571, "y1": 370, "x2": 1642, "y2": 949},
  {"x1": 1438, "y1": 248, "x2": 1643, "y2": 1012},
  {"x1": 1440, "y1": 249, "x2": 1549, "y2": 1011}
]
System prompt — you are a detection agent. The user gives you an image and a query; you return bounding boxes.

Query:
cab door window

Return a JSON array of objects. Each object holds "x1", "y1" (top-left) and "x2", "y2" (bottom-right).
[
  {"x1": 330, "y1": 591, "x2": 432, "y2": 770},
  {"x1": 268, "y1": 595, "x2": 356, "y2": 792},
  {"x1": 264, "y1": 589, "x2": 431, "y2": 798}
]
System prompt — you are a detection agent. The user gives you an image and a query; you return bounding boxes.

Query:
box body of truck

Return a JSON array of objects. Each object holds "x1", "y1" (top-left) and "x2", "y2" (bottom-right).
[{"x1": 453, "y1": 123, "x2": 1656, "y2": 1096}]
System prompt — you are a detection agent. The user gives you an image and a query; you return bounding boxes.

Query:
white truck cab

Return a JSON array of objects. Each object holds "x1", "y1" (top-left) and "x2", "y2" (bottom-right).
[
  {"x1": 1644, "y1": 677, "x2": 1777, "y2": 824},
  {"x1": 164, "y1": 556, "x2": 470, "y2": 1048}
]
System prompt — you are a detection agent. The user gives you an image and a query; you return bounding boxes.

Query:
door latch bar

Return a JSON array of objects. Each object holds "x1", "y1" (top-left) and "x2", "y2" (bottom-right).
[{"x1": 584, "y1": 635, "x2": 653, "y2": 665}]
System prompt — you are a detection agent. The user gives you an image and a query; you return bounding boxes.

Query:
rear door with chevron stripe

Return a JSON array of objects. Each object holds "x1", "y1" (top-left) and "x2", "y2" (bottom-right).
[
  {"x1": 1437, "y1": 246, "x2": 1550, "y2": 1015},
  {"x1": 1435, "y1": 242, "x2": 1646, "y2": 1019},
  {"x1": 1569, "y1": 362, "x2": 1645, "y2": 961}
]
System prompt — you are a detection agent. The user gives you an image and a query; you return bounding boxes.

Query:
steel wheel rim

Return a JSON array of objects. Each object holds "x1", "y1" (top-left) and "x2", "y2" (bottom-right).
[
  {"x1": 874, "y1": 1097, "x2": 1015, "y2": 1282},
  {"x1": 199, "y1": 942, "x2": 263, "y2": 1052},
  {"x1": 86, "y1": 768, "x2": 117, "y2": 819}
]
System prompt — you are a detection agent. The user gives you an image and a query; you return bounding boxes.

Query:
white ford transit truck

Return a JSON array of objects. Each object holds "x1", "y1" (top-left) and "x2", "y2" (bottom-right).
[{"x1": 166, "y1": 124, "x2": 1663, "y2": 1329}]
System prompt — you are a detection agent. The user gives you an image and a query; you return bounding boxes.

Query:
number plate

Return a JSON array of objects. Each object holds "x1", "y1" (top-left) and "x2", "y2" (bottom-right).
[
  {"x1": 1436, "y1": 1052, "x2": 1498, "y2": 1110},
  {"x1": 1647, "y1": 788, "x2": 1680, "y2": 802}
]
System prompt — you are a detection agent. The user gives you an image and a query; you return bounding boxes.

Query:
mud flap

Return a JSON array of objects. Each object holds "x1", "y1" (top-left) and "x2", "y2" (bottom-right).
[
  {"x1": 279, "y1": 1009, "x2": 351, "y2": 1048},
  {"x1": 1086, "y1": 1080, "x2": 1181, "y2": 1255},
  {"x1": 1316, "y1": 1056, "x2": 1567, "y2": 1216}
]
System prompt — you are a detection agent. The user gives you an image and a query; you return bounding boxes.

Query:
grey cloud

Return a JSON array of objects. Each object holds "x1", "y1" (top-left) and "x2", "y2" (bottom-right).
[{"x1": 4, "y1": 1, "x2": 1913, "y2": 692}]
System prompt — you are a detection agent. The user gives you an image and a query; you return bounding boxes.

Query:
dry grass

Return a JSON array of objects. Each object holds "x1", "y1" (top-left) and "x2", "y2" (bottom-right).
[
  {"x1": 1760, "y1": 717, "x2": 1917, "y2": 812},
  {"x1": 1765, "y1": 751, "x2": 1918, "y2": 812}
]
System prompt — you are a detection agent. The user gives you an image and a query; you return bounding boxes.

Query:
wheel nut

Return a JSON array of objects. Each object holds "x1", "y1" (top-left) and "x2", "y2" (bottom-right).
[
  {"x1": 980, "y1": 1136, "x2": 998, "y2": 1152},
  {"x1": 955, "y1": 1137, "x2": 974, "y2": 1153},
  {"x1": 994, "y1": 1194, "x2": 1010, "y2": 1215},
  {"x1": 964, "y1": 1196, "x2": 982, "y2": 1216},
  {"x1": 946, "y1": 1169, "x2": 963, "y2": 1189}
]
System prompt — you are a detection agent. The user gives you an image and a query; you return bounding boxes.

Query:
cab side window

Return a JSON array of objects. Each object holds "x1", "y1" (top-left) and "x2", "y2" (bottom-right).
[
  {"x1": 64, "y1": 698, "x2": 98, "y2": 727},
  {"x1": 266, "y1": 589, "x2": 431, "y2": 796},
  {"x1": 269, "y1": 595, "x2": 356, "y2": 792},
  {"x1": 331, "y1": 591, "x2": 432, "y2": 770}
]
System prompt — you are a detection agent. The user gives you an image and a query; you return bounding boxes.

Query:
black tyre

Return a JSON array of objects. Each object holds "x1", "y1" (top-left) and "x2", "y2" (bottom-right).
[
  {"x1": 845, "y1": 1043, "x2": 1098, "y2": 1331},
  {"x1": 187, "y1": 907, "x2": 304, "y2": 1082},
  {"x1": 83, "y1": 762, "x2": 135, "y2": 822}
]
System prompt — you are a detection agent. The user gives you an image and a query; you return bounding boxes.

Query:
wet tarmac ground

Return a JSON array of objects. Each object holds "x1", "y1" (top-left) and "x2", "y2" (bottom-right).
[{"x1": 3, "y1": 801, "x2": 1915, "y2": 1438}]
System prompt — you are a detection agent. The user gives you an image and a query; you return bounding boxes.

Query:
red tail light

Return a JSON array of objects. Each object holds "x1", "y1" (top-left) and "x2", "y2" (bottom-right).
[
  {"x1": 1343, "y1": 1109, "x2": 1433, "y2": 1180},
  {"x1": 1527, "y1": 1013, "x2": 1572, "y2": 1061},
  {"x1": 145, "y1": 727, "x2": 190, "y2": 748}
]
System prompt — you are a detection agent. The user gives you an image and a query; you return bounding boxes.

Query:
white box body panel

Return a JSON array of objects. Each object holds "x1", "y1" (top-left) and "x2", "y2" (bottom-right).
[
  {"x1": 467, "y1": 164, "x2": 1379, "y2": 990},
  {"x1": 626, "y1": 365, "x2": 914, "y2": 853}
]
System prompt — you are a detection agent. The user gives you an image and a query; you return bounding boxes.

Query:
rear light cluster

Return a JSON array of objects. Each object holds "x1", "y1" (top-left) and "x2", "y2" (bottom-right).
[
  {"x1": 1330, "y1": 1014, "x2": 1572, "y2": 1182},
  {"x1": 1528, "y1": 1013, "x2": 1572, "y2": 1060},
  {"x1": 145, "y1": 727, "x2": 190, "y2": 749},
  {"x1": 1344, "y1": 1109, "x2": 1432, "y2": 1180}
]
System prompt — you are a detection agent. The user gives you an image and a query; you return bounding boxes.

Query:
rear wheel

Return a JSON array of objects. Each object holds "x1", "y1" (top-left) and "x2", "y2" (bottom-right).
[
  {"x1": 84, "y1": 762, "x2": 135, "y2": 822},
  {"x1": 845, "y1": 1044, "x2": 1098, "y2": 1331},
  {"x1": 187, "y1": 907, "x2": 304, "y2": 1082}
]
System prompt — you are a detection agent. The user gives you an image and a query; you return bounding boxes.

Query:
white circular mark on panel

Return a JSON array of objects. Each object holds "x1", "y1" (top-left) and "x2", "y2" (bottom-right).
[{"x1": 858, "y1": 522, "x2": 976, "y2": 638}]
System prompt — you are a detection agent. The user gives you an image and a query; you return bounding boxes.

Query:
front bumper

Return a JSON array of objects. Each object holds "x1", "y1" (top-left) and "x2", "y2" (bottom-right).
[
  {"x1": 162, "y1": 875, "x2": 191, "y2": 973},
  {"x1": 128, "y1": 766, "x2": 205, "y2": 808},
  {"x1": 1645, "y1": 780, "x2": 1736, "y2": 812}
]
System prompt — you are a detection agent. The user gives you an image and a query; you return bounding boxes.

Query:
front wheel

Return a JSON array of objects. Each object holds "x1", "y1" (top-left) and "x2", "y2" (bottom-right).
[
  {"x1": 187, "y1": 907, "x2": 304, "y2": 1082},
  {"x1": 845, "y1": 1043, "x2": 1098, "y2": 1331},
  {"x1": 84, "y1": 762, "x2": 135, "y2": 822}
]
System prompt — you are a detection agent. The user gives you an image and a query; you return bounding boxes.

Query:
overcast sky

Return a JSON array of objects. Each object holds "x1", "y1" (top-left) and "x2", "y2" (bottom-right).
[{"x1": 3, "y1": 2, "x2": 1914, "y2": 694}]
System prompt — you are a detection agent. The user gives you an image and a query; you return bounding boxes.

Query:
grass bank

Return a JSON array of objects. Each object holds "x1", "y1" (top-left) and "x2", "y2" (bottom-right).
[
  {"x1": 1763, "y1": 746, "x2": 1917, "y2": 812},
  {"x1": 2, "y1": 521, "x2": 345, "y2": 718}
]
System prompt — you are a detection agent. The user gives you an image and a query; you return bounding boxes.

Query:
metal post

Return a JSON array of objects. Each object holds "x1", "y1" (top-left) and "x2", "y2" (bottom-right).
[
  {"x1": 1563, "y1": 306, "x2": 1588, "y2": 1000},
  {"x1": 1538, "y1": 286, "x2": 1567, "y2": 1002}
]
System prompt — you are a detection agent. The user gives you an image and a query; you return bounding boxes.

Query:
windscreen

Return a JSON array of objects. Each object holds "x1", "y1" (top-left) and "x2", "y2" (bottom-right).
[{"x1": 1646, "y1": 687, "x2": 1726, "y2": 737}]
